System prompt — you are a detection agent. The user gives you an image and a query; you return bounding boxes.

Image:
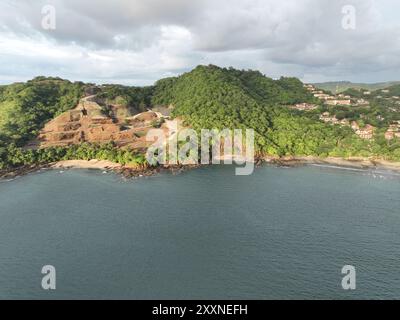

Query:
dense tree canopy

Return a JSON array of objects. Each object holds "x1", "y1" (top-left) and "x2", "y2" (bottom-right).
[
  {"x1": 97, "y1": 84, "x2": 154, "y2": 112},
  {"x1": 0, "y1": 142, "x2": 146, "y2": 170},
  {"x1": 151, "y1": 65, "x2": 394, "y2": 158}
]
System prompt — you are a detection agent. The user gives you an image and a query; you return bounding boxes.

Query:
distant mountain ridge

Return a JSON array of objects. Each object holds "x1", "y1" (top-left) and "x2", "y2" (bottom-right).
[{"x1": 313, "y1": 81, "x2": 400, "y2": 94}]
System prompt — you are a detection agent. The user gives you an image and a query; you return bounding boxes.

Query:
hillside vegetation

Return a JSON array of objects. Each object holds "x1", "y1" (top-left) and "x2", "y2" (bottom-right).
[
  {"x1": 0, "y1": 77, "x2": 84, "y2": 146},
  {"x1": 1, "y1": 65, "x2": 400, "y2": 171},
  {"x1": 97, "y1": 84, "x2": 154, "y2": 113},
  {"x1": 151, "y1": 65, "x2": 382, "y2": 158}
]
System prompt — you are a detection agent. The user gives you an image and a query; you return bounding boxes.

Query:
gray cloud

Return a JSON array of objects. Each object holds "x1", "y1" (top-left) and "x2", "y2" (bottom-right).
[
  {"x1": 0, "y1": 0, "x2": 399, "y2": 84},
  {"x1": 3, "y1": 0, "x2": 204, "y2": 48}
]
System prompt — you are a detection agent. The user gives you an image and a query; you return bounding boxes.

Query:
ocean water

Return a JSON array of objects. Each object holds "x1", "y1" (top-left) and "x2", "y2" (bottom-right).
[{"x1": 0, "y1": 165, "x2": 400, "y2": 300}]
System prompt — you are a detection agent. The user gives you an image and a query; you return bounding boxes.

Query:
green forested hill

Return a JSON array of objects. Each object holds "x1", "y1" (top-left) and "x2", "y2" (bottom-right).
[
  {"x1": 152, "y1": 65, "x2": 317, "y2": 112},
  {"x1": 0, "y1": 78, "x2": 153, "y2": 146},
  {"x1": 0, "y1": 77, "x2": 84, "y2": 146},
  {"x1": 151, "y1": 65, "x2": 372, "y2": 157},
  {"x1": 153, "y1": 65, "x2": 274, "y2": 132},
  {"x1": 0, "y1": 78, "x2": 151, "y2": 170}
]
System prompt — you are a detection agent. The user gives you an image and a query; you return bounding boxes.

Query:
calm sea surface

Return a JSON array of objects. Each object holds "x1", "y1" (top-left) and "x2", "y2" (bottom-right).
[{"x1": 0, "y1": 165, "x2": 400, "y2": 299}]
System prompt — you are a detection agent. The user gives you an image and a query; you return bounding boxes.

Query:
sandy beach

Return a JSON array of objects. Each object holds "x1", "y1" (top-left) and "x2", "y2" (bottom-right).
[{"x1": 51, "y1": 160, "x2": 123, "y2": 170}]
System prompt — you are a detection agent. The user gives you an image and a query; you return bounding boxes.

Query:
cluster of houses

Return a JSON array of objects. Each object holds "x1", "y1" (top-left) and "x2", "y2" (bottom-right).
[
  {"x1": 375, "y1": 89, "x2": 400, "y2": 103},
  {"x1": 296, "y1": 84, "x2": 400, "y2": 141},
  {"x1": 375, "y1": 89, "x2": 400, "y2": 140},
  {"x1": 303, "y1": 84, "x2": 374, "y2": 107},
  {"x1": 319, "y1": 112, "x2": 375, "y2": 140},
  {"x1": 303, "y1": 84, "x2": 352, "y2": 106},
  {"x1": 320, "y1": 112, "x2": 400, "y2": 141},
  {"x1": 385, "y1": 122, "x2": 400, "y2": 140},
  {"x1": 290, "y1": 84, "x2": 382, "y2": 112},
  {"x1": 365, "y1": 88, "x2": 400, "y2": 105},
  {"x1": 351, "y1": 122, "x2": 375, "y2": 140}
]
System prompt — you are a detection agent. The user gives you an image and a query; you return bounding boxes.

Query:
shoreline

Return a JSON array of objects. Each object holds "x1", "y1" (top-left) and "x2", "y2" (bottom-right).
[
  {"x1": 0, "y1": 160, "x2": 201, "y2": 180},
  {"x1": 51, "y1": 160, "x2": 201, "y2": 178},
  {"x1": 2, "y1": 156, "x2": 400, "y2": 180},
  {"x1": 263, "y1": 155, "x2": 400, "y2": 172}
]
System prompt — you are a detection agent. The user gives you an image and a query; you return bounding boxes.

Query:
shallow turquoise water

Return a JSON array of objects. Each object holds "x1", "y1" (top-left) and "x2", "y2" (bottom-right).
[{"x1": 0, "y1": 165, "x2": 400, "y2": 299}]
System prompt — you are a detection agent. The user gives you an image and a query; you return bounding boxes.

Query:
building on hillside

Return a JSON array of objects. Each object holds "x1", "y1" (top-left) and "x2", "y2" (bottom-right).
[
  {"x1": 384, "y1": 130, "x2": 400, "y2": 140},
  {"x1": 385, "y1": 131, "x2": 395, "y2": 140},
  {"x1": 325, "y1": 99, "x2": 352, "y2": 106},
  {"x1": 291, "y1": 103, "x2": 318, "y2": 111},
  {"x1": 314, "y1": 93, "x2": 332, "y2": 100},
  {"x1": 320, "y1": 112, "x2": 338, "y2": 124},
  {"x1": 304, "y1": 84, "x2": 315, "y2": 91},
  {"x1": 355, "y1": 124, "x2": 375, "y2": 140},
  {"x1": 385, "y1": 124, "x2": 400, "y2": 140},
  {"x1": 356, "y1": 99, "x2": 370, "y2": 106},
  {"x1": 338, "y1": 119, "x2": 350, "y2": 126},
  {"x1": 351, "y1": 121, "x2": 360, "y2": 131}
]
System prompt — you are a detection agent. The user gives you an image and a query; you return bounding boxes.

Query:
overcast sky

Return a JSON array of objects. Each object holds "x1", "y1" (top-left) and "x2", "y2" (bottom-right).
[{"x1": 1, "y1": 0, "x2": 400, "y2": 85}]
